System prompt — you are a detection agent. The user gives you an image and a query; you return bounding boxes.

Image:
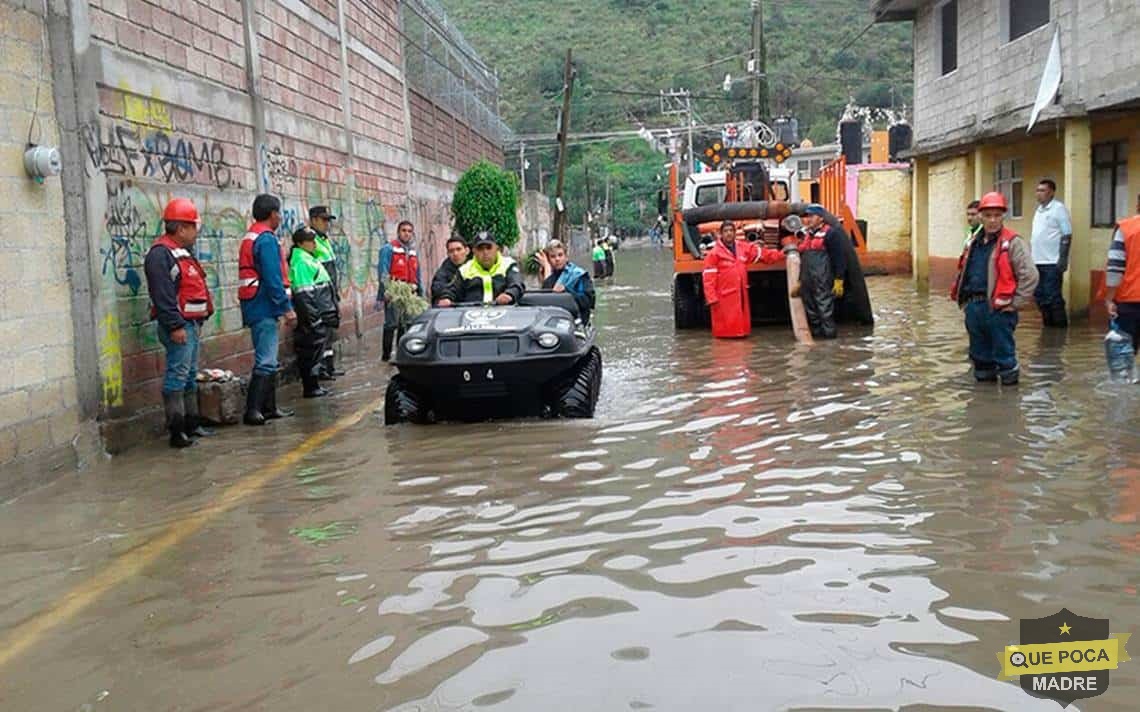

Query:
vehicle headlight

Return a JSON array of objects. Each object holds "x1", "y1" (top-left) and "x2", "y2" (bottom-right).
[
  {"x1": 536, "y1": 332, "x2": 559, "y2": 348},
  {"x1": 404, "y1": 337, "x2": 427, "y2": 354}
]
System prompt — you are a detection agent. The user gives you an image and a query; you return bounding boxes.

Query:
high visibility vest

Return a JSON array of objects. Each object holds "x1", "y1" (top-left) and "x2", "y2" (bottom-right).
[
  {"x1": 459, "y1": 255, "x2": 516, "y2": 304},
  {"x1": 238, "y1": 227, "x2": 290, "y2": 302},
  {"x1": 798, "y1": 226, "x2": 829, "y2": 252},
  {"x1": 387, "y1": 239, "x2": 420, "y2": 285},
  {"x1": 1113, "y1": 216, "x2": 1140, "y2": 303},
  {"x1": 149, "y1": 235, "x2": 214, "y2": 321},
  {"x1": 950, "y1": 227, "x2": 1021, "y2": 309}
]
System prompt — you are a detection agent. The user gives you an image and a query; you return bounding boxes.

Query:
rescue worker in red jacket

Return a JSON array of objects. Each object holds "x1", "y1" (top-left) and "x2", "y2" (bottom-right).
[
  {"x1": 950, "y1": 191, "x2": 1039, "y2": 385},
  {"x1": 796, "y1": 204, "x2": 848, "y2": 340},
  {"x1": 144, "y1": 198, "x2": 215, "y2": 448},
  {"x1": 376, "y1": 220, "x2": 424, "y2": 361},
  {"x1": 702, "y1": 220, "x2": 783, "y2": 338}
]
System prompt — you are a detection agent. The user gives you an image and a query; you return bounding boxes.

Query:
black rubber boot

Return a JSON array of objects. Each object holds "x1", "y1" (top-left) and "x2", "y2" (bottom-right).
[
  {"x1": 999, "y1": 367, "x2": 1020, "y2": 386},
  {"x1": 381, "y1": 329, "x2": 395, "y2": 362},
  {"x1": 164, "y1": 391, "x2": 195, "y2": 448},
  {"x1": 302, "y1": 371, "x2": 330, "y2": 398},
  {"x1": 323, "y1": 353, "x2": 345, "y2": 377},
  {"x1": 261, "y1": 372, "x2": 295, "y2": 419},
  {"x1": 243, "y1": 374, "x2": 268, "y2": 426},
  {"x1": 182, "y1": 390, "x2": 215, "y2": 438}
]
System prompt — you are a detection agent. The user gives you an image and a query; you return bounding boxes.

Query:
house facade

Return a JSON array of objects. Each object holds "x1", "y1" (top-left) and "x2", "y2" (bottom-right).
[{"x1": 875, "y1": 0, "x2": 1139, "y2": 316}]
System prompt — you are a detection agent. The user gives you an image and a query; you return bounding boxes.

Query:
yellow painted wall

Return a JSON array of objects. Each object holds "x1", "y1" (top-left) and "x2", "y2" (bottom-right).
[
  {"x1": 928, "y1": 156, "x2": 971, "y2": 259},
  {"x1": 989, "y1": 133, "x2": 1066, "y2": 239},
  {"x1": 857, "y1": 167, "x2": 910, "y2": 253}
]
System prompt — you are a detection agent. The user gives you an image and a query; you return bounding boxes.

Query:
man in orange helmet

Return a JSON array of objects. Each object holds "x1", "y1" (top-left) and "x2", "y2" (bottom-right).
[
  {"x1": 950, "y1": 191, "x2": 1039, "y2": 385},
  {"x1": 144, "y1": 198, "x2": 215, "y2": 448}
]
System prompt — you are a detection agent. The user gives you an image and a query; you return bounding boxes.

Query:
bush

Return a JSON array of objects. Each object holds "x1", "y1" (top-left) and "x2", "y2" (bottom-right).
[{"x1": 451, "y1": 160, "x2": 521, "y2": 249}]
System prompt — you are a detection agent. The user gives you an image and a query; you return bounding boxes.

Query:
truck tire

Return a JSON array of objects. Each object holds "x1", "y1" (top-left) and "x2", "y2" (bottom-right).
[
  {"x1": 384, "y1": 375, "x2": 434, "y2": 425},
  {"x1": 555, "y1": 347, "x2": 602, "y2": 418},
  {"x1": 673, "y1": 274, "x2": 707, "y2": 329}
]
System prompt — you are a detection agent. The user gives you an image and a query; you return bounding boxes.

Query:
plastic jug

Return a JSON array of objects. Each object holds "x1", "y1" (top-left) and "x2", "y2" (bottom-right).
[{"x1": 1105, "y1": 319, "x2": 1136, "y2": 383}]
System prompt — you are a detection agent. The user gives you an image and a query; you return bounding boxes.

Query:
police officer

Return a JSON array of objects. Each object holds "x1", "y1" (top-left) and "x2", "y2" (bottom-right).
[
  {"x1": 288, "y1": 227, "x2": 338, "y2": 398},
  {"x1": 308, "y1": 205, "x2": 344, "y2": 378},
  {"x1": 437, "y1": 231, "x2": 525, "y2": 306},
  {"x1": 144, "y1": 198, "x2": 215, "y2": 448},
  {"x1": 238, "y1": 194, "x2": 296, "y2": 425},
  {"x1": 376, "y1": 220, "x2": 423, "y2": 361}
]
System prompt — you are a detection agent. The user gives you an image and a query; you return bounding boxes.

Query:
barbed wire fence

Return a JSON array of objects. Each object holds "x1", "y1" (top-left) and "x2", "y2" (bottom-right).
[{"x1": 400, "y1": 0, "x2": 514, "y2": 147}]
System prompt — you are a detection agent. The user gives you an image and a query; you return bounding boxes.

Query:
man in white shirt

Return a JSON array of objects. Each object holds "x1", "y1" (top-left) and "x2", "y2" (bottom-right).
[{"x1": 1030, "y1": 178, "x2": 1073, "y2": 327}]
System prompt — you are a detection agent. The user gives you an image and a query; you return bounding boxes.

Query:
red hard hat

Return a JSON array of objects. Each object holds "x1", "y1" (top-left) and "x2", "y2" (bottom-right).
[
  {"x1": 978, "y1": 191, "x2": 1007, "y2": 212},
  {"x1": 163, "y1": 198, "x2": 200, "y2": 224}
]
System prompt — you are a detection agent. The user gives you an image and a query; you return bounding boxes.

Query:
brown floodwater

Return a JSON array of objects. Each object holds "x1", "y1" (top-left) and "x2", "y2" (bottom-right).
[{"x1": 1, "y1": 247, "x2": 1138, "y2": 711}]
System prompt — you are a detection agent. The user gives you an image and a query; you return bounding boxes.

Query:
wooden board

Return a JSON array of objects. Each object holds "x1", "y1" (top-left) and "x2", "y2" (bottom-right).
[{"x1": 784, "y1": 250, "x2": 814, "y2": 345}]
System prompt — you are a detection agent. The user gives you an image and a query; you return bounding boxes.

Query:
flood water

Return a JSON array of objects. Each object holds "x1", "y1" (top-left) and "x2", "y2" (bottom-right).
[{"x1": 2, "y1": 247, "x2": 1138, "y2": 711}]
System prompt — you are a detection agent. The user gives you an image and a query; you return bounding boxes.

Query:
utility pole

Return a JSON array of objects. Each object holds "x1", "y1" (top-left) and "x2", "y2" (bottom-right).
[
  {"x1": 584, "y1": 164, "x2": 594, "y2": 240},
  {"x1": 537, "y1": 158, "x2": 544, "y2": 194},
  {"x1": 552, "y1": 49, "x2": 575, "y2": 241},
  {"x1": 686, "y1": 92, "x2": 694, "y2": 175},
  {"x1": 518, "y1": 142, "x2": 526, "y2": 191},
  {"x1": 751, "y1": 0, "x2": 769, "y2": 122}
]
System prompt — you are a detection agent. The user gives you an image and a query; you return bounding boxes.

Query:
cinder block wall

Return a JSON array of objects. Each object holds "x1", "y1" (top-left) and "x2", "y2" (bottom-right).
[
  {"x1": 0, "y1": 2, "x2": 84, "y2": 476},
  {"x1": 68, "y1": 0, "x2": 500, "y2": 451}
]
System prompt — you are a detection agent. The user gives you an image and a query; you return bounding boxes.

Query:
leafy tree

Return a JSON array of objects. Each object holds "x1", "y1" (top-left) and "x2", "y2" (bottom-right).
[{"x1": 452, "y1": 160, "x2": 521, "y2": 248}]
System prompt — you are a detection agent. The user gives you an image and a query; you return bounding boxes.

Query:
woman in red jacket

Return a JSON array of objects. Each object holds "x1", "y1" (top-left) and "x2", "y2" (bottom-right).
[{"x1": 702, "y1": 221, "x2": 783, "y2": 338}]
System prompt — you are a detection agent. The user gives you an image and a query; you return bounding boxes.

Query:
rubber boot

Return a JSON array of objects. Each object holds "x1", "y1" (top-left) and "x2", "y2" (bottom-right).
[
  {"x1": 381, "y1": 329, "x2": 395, "y2": 362},
  {"x1": 183, "y1": 390, "x2": 215, "y2": 438},
  {"x1": 999, "y1": 367, "x2": 1020, "y2": 386},
  {"x1": 261, "y1": 372, "x2": 295, "y2": 419},
  {"x1": 243, "y1": 374, "x2": 268, "y2": 426},
  {"x1": 973, "y1": 361, "x2": 998, "y2": 382},
  {"x1": 302, "y1": 370, "x2": 330, "y2": 398},
  {"x1": 323, "y1": 352, "x2": 345, "y2": 378},
  {"x1": 163, "y1": 391, "x2": 195, "y2": 448},
  {"x1": 1050, "y1": 304, "x2": 1069, "y2": 328}
]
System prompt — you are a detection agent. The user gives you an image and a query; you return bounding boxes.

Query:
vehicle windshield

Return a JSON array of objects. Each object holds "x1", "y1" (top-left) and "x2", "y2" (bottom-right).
[{"x1": 694, "y1": 184, "x2": 726, "y2": 206}]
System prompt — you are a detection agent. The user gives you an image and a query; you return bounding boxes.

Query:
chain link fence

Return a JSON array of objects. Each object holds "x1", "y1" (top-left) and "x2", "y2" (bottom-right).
[{"x1": 401, "y1": 0, "x2": 513, "y2": 146}]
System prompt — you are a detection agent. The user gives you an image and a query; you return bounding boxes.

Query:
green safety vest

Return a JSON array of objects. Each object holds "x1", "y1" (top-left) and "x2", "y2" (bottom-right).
[
  {"x1": 313, "y1": 232, "x2": 335, "y2": 264},
  {"x1": 592, "y1": 246, "x2": 605, "y2": 261},
  {"x1": 289, "y1": 247, "x2": 332, "y2": 289},
  {"x1": 964, "y1": 224, "x2": 982, "y2": 248},
  {"x1": 459, "y1": 254, "x2": 516, "y2": 304}
]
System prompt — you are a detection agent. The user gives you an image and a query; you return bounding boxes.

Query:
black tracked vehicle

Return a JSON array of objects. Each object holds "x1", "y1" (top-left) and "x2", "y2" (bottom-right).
[{"x1": 383, "y1": 291, "x2": 601, "y2": 425}]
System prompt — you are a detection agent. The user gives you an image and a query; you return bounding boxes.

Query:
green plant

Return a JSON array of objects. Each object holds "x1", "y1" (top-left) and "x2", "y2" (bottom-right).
[
  {"x1": 452, "y1": 160, "x2": 521, "y2": 248},
  {"x1": 384, "y1": 280, "x2": 429, "y2": 328}
]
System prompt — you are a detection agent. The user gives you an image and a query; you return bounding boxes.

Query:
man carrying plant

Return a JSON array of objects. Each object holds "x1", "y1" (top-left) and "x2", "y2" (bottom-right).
[{"x1": 376, "y1": 220, "x2": 423, "y2": 361}]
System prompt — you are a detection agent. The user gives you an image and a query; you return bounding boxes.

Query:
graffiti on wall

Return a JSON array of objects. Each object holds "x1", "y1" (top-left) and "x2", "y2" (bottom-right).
[
  {"x1": 260, "y1": 144, "x2": 296, "y2": 196},
  {"x1": 80, "y1": 121, "x2": 233, "y2": 189},
  {"x1": 100, "y1": 313, "x2": 124, "y2": 407}
]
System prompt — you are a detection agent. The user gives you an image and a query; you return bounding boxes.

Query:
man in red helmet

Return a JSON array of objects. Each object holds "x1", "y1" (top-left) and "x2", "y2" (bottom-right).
[
  {"x1": 144, "y1": 198, "x2": 215, "y2": 448},
  {"x1": 950, "y1": 191, "x2": 1039, "y2": 385}
]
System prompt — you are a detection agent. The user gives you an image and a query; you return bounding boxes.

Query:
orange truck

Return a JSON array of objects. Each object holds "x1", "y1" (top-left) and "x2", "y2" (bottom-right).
[{"x1": 659, "y1": 144, "x2": 872, "y2": 331}]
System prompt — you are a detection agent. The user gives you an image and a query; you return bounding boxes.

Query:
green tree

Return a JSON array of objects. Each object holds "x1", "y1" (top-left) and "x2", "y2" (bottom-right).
[{"x1": 452, "y1": 160, "x2": 521, "y2": 248}]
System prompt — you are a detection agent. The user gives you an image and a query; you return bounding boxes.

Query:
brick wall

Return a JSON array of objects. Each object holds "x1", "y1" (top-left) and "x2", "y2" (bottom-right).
[
  {"x1": 65, "y1": 0, "x2": 503, "y2": 453},
  {"x1": 0, "y1": 1, "x2": 83, "y2": 472},
  {"x1": 910, "y1": 0, "x2": 1140, "y2": 154}
]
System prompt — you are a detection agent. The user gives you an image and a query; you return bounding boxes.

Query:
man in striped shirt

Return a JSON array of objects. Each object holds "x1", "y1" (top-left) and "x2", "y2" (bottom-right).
[{"x1": 1105, "y1": 193, "x2": 1140, "y2": 351}]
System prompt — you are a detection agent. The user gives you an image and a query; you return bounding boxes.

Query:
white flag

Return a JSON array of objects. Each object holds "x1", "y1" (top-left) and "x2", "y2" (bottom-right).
[{"x1": 1027, "y1": 27, "x2": 1062, "y2": 133}]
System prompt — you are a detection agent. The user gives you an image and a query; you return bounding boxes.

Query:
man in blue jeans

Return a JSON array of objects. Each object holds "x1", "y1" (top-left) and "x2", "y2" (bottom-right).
[
  {"x1": 238, "y1": 194, "x2": 297, "y2": 425},
  {"x1": 144, "y1": 198, "x2": 216, "y2": 447},
  {"x1": 1030, "y1": 179, "x2": 1073, "y2": 327}
]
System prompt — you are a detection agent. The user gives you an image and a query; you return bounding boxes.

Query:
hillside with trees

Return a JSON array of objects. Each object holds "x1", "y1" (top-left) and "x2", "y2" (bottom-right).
[{"x1": 441, "y1": 0, "x2": 913, "y2": 234}]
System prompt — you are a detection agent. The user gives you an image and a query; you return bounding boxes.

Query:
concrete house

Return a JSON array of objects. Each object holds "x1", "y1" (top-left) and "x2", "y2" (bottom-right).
[{"x1": 874, "y1": 0, "x2": 1140, "y2": 316}]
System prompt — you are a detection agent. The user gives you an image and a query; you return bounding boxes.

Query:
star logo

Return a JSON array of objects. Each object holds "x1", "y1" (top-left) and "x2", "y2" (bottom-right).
[{"x1": 1059, "y1": 622, "x2": 1072, "y2": 636}]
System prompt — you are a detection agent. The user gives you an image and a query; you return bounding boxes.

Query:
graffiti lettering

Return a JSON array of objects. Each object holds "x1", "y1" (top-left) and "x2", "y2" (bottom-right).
[
  {"x1": 100, "y1": 183, "x2": 154, "y2": 296},
  {"x1": 260, "y1": 144, "x2": 296, "y2": 195},
  {"x1": 100, "y1": 312, "x2": 124, "y2": 407},
  {"x1": 80, "y1": 122, "x2": 233, "y2": 189}
]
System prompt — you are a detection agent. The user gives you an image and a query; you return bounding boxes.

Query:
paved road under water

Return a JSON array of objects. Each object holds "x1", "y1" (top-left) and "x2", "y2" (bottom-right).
[{"x1": 2, "y1": 248, "x2": 1138, "y2": 711}]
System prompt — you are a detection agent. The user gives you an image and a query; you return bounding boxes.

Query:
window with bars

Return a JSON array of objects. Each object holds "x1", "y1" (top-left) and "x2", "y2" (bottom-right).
[
  {"x1": 1093, "y1": 141, "x2": 1129, "y2": 227},
  {"x1": 995, "y1": 158, "x2": 1024, "y2": 218}
]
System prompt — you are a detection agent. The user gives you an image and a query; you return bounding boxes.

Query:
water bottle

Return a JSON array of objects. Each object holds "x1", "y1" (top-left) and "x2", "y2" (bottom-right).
[{"x1": 1105, "y1": 319, "x2": 1136, "y2": 383}]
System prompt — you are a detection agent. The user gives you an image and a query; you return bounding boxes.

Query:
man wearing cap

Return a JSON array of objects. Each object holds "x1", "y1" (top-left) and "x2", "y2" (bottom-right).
[
  {"x1": 950, "y1": 192, "x2": 1038, "y2": 385},
  {"x1": 376, "y1": 220, "x2": 424, "y2": 361},
  {"x1": 796, "y1": 204, "x2": 848, "y2": 339},
  {"x1": 144, "y1": 198, "x2": 215, "y2": 448},
  {"x1": 308, "y1": 206, "x2": 345, "y2": 377},
  {"x1": 437, "y1": 231, "x2": 525, "y2": 306}
]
